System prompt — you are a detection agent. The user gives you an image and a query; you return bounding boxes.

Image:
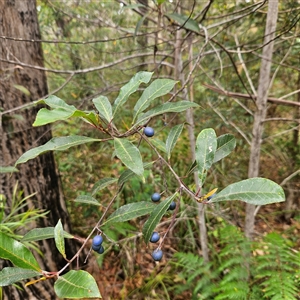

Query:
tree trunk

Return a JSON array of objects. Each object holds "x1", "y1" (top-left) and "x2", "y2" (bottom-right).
[
  {"x1": 0, "y1": 1, "x2": 76, "y2": 299},
  {"x1": 245, "y1": 0, "x2": 278, "y2": 239}
]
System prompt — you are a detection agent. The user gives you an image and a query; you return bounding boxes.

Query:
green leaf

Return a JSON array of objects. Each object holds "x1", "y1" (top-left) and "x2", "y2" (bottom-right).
[
  {"x1": 121, "y1": 3, "x2": 145, "y2": 11},
  {"x1": 13, "y1": 84, "x2": 30, "y2": 96},
  {"x1": 54, "y1": 220, "x2": 66, "y2": 259},
  {"x1": 214, "y1": 134, "x2": 236, "y2": 163},
  {"x1": 80, "y1": 111, "x2": 99, "y2": 127},
  {"x1": 33, "y1": 95, "x2": 98, "y2": 126},
  {"x1": 114, "y1": 138, "x2": 144, "y2": 177},
  {"x1": 0, "y1": 166, "x2": 19, "y2": 173},
  {"x1": 92, "y1": 96, "x2": 113, "y2": 123},
  {"x1": 166, "y1": 124, "x2": 184, "y2": 160},
  {"x1": 113, "y1": 71, "x2": 153, "y2": 117},
  {"x1": 33, "y1": 108, "x2": 73, "y2": 126},
  {"x1": 91, "y1": 178, "x2": 118, "y2": 196},
  {"x1": 15, "y1": 136, "x2": 101, "y2": 166},
  {"x1": 196, "y1": 128, "x2": 217, "y2": 186},
  {"x1": 136, "y1": 101, "x2": 199, "y2": 126},
  {"x1": 166, "y1": 13, "x2": 200, "y2": 33},
  {"x1": 0, "y1": 232, "x2": 40, "y2": 271},
  {"x1": 135, "y1": 14, "x2": 148, "y2": 37},
  {"x1": 33, "y1": 95, "x2": 76, "y2": 126},
  {"x1": 21, "y1": 227, "x2": 74, "y2": 242},
  {"x1": 150, "y1": 138, "x2": 167, "y2": 153},
  {"x1": 103, "y1": 202, "x2": 156, "y2": 226},
  {"x1": 54, "y1": 270, "x2": 101, "y2": 299},
  {"x1": 118, "y1": 162, "x2": 153, "y2": 186},
  {"x1": 133, "y1": 79, "x2": 178, "y2": 121},
  {"x1": 43, "y1": 95, "x2": 74, "y2": 110},
  {"x1": 208, "y1": 178, "x2": 285, "y2": 205},
  {"x1": 74, "y1": 195, "x2": 100, "y2": 206},
  {"x1": 142, "y1": 193, "x2": 177, "y2": 243},
  {"x1": 0, "y1": 267, "x2": 41, "y2": 287}
]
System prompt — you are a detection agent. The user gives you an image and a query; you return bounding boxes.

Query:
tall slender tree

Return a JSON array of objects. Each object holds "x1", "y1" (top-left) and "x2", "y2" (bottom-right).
[
  {"x1": 0, "y1": 1, "x2": 76, "y2": 299},
  {"x1": 245, "y1": 0, "x2": 279, "y2": 239}
]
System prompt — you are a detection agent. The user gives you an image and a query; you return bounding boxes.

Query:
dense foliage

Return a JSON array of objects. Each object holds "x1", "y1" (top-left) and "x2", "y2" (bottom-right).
[{"x1": 1, "y1": 0, "x2": 299, "y2": 299}]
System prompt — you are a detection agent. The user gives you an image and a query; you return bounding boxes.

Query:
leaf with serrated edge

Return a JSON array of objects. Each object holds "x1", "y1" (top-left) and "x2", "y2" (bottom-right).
[
  {"x1": 114, "y1": 138, "x2": 144, "y2": 177},
  {"x1": 143, "y1": 193, "x2": 177, "y2": 243},
  {"x1": 166, "y1": 124, "x2": 184, "y2": 160},
  {"x1": 136, "y1": 101, "x2": 198, "y2": 126},
  {"x1": 54, "y1": 270, "x2": 101, "y2": 298},
  {"x1": 74, "y1": 195, "x2": 100, "y2": 206},
  {"x1": 214, "y1": 134, "x2": 236, "y2": 163},
  {"x1": 113, "y1": 71, "x2": 153, "y2": 117},
  {"x1": 0, "y1": 232, "x2": 40, "y2": 271},
  {"x1": 196, "y1": 128, "x2": 217, "y2": 186},
  {"x1": 92, "y1": 96, "x2": 113, "y2": 123},
  {"x1": 91, "y1": 178, "x2": 118, "y2": 195},
  {"x1": 0, "y1": 267, "x2": 41, "y2": 286},
  {"x1": 133, "y1": 79, "x2": 178, "y2": 121},
  {"x1": 208, "y1": 178, "x2": 285, "y2": 205},
  {"x1": 54, "y1": 220, "x2": 66, "y2": 259},
  {"x1": 15, "y1": 136, "x2": 101, "y2": 166},
  {"x1": 103, "y1": 202, "x2": 156, "y2": 226},
  {"x1": 21, "y1": 227, "x2": 73, "y2": 242}
]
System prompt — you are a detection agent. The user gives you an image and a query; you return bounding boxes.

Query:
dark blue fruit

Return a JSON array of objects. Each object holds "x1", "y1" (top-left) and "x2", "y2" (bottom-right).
[
  {"x1": 144, "y1": 126, "x2": 154, "y2": 137},
  {"x1": 168, "y1": 201, "x2": 176, "y2": 210},
  {"x1": 150, "y1": 232, "x2": 160, "y2": 243},
  {"x1": 92, "y1": 235, "x2": 103, "y2": 247},
  {"x1": 96, "y1": 245, "x2": 104, "y2": 254},
  {"x1": 92, "y1": 243, "x2": 101, "y2": 251},
  {"x1": 152, "y1": 249, "x2": 163, "y2": 261},
  {"x1": 151, "y1": 192, "x2": 161, "y2": 202}
]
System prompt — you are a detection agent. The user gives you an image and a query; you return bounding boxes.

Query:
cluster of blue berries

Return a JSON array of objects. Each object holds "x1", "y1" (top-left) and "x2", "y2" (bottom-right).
[
  {"x1": 92, "y1": 235, "x2": 104, "y2": 254},
  {"x1": 144, "y1": 127, "x2": 176, "y2": 262},
  {"x1": 149, "y1": 192, "x2": 177, "y2": 261},
  {"x1": 150, "y1": 231, "x2": 163, "y2": 261},
  {"x1": 151, "y1": 192, "x2": 176, "y2": 211}
]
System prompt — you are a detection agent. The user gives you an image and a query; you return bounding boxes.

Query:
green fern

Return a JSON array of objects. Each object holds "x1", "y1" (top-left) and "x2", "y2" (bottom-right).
[
  {"x1": 171, "y1": 251, "x2": 217, "y2": 299},
  {"x1": 213, "y1": 225, "x2": 252, "y2": 300},
  {"x1": 254, "y1": 233, "x2": 300, "y2": 300},
  {"x1": 168, "y1": 226, "x2": 300, "y2": 300}
]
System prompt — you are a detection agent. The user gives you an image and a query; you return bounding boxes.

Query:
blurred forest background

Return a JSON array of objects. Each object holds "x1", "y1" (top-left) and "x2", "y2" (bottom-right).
[{"x1": 1, "y1": 0, "x2": 300, "y2": 299}]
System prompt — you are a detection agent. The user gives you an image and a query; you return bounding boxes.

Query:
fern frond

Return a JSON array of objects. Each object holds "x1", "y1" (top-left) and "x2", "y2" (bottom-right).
[{"x1": 254, "y1": 232, "x2": 300, "y2": 299}]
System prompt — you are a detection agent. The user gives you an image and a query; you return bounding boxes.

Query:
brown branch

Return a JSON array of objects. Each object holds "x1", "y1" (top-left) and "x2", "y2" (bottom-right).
[
  {"x1": 0, "y1": 52, "x2": 154, "y2": 74},
  {"x1": 0, "y1": 31, "x2": 159, "y2": 45},
  {"x1": 203, "y1": 83, "x2": 300, "y2": 107}
]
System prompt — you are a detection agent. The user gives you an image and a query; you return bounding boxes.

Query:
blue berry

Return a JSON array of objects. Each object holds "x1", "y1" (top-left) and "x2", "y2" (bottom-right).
[
  {"x1": 168, "y1": 201, "x2": 176, "y2": 210},
  {"x1": 152, "y1": 249, "x2": 163, "y2": 261},
  {"x1": 151, "y1": 193, "x2": 161, "y2": 202},
  {"x1": 92, "y1": 235, "x2": 103, "y2": 247},
  {"x1": 144, "y1": 126, "x2": 154, "y2": 137},
  {"x1": 92, "y1": 243, "x2": 101, "y2": 251},
  {"x1": 96, "y1": 245, "x2": 104, "y2": 254},
  {"x1": 150, "y1": 232, "x2": 160, "y2": 243}
]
